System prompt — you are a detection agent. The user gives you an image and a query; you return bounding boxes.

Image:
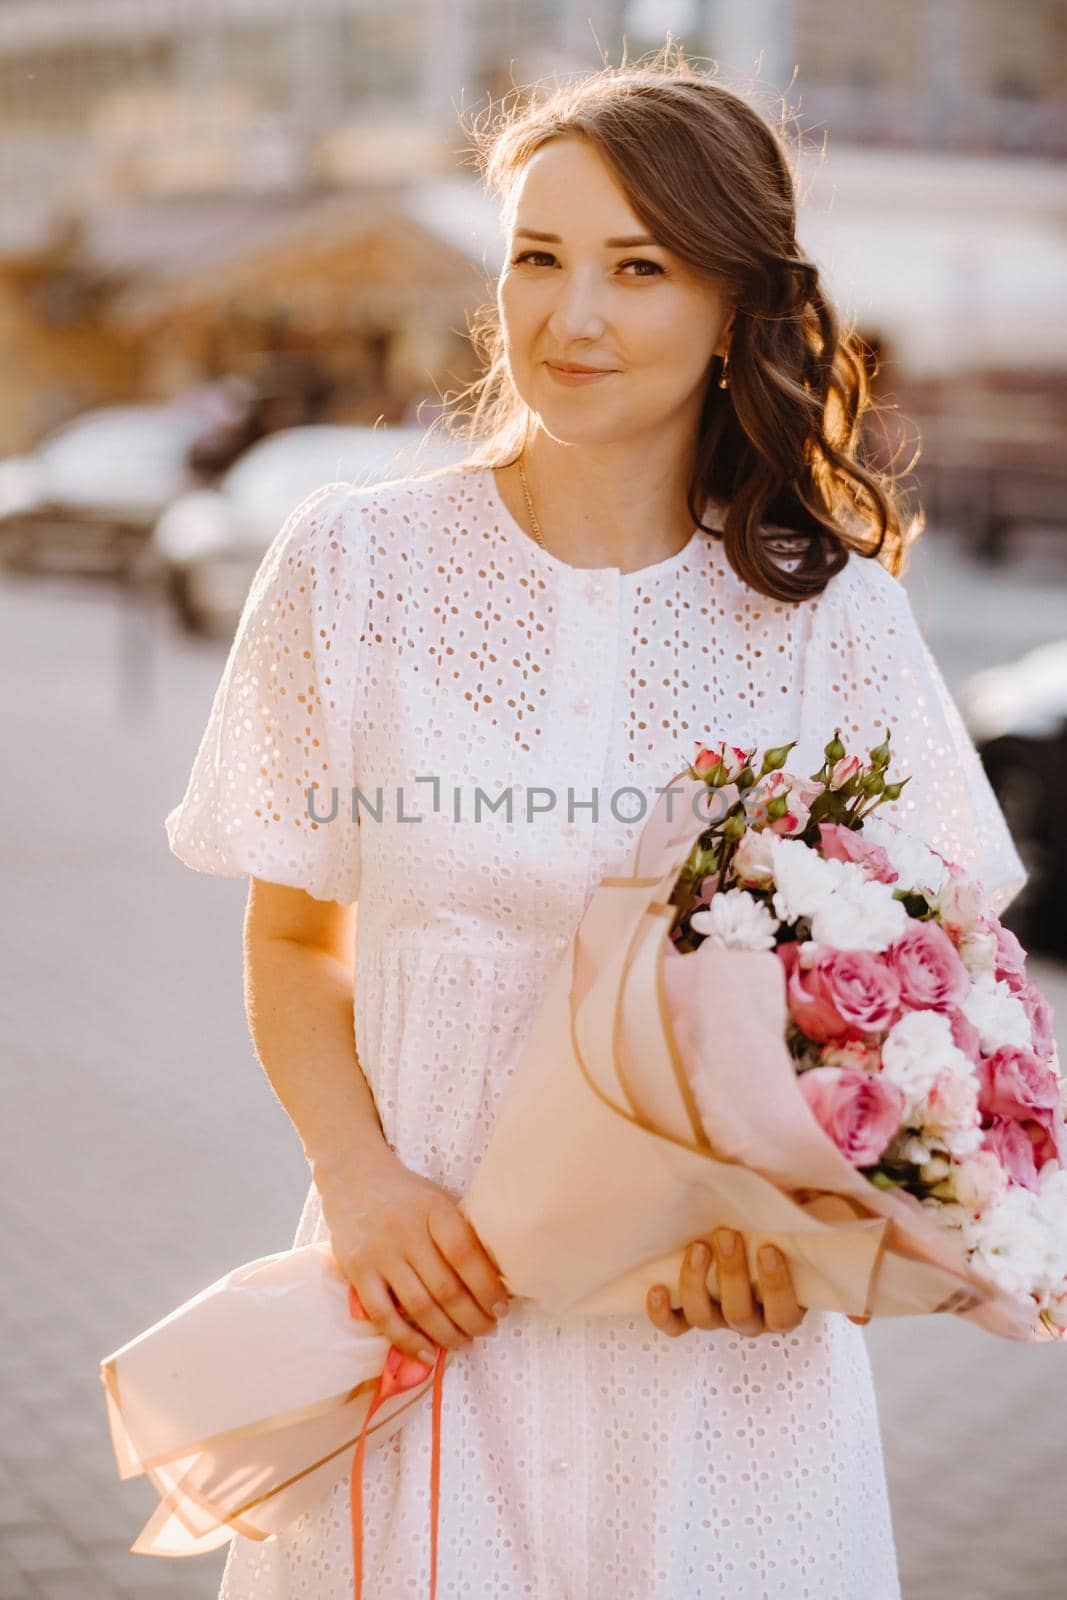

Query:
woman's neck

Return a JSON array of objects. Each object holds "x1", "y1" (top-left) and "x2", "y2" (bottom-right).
[{"x1": 494, "y1": 434, "x2": 704, "y2": 573}]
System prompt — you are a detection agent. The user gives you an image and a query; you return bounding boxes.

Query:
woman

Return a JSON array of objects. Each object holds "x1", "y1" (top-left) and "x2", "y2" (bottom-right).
[{"x1": 166, "y1": 49, "x2": 1024, "y2": 1600}]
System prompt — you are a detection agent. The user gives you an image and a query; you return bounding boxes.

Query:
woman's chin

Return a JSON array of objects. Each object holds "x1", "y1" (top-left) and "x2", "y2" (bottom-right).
[{"x1": 525, "y1": 404, "x2": 632, "y2": 448}]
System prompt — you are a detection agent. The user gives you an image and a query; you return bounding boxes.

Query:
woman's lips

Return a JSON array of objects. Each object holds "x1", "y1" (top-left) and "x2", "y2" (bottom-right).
[{"x1": 544, "y1": 362, "x2": 618, "y2": 386}]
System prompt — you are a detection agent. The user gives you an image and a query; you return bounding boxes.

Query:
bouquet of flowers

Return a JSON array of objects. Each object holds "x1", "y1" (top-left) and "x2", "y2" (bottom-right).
[
  {"x1": 463, "y1": 727, "x2": 1066, "y2": 1343},
  {"x1": 664, "y1": 730, "x2": 1067, "y2": 1336}
]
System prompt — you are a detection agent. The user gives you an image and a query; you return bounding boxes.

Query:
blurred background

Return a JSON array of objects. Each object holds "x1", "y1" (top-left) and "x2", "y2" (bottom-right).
[{"x1": 1, "y1": 2, "x2": 1065, "y2": 1597}]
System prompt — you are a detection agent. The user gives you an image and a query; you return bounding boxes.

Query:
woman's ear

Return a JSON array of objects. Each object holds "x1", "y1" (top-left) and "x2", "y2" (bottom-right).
[{"x1": 714, "y1": 310, "x2": 736, "y2": 361}]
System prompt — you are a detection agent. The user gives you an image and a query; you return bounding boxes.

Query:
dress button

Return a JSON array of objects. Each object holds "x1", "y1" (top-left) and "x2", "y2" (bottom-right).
[
  {"x1": 550, "y1": 1456, "x2": 571, "y2": 1474},
  {"x1": 584, "y1": 578, "x2": 605, "y2": 601},
  {"x1": 572, "y1": 695, "x2": 591, "y2": 715}
]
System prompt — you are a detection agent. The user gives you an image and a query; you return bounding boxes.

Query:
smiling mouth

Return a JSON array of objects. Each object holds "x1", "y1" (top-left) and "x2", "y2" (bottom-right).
[{"x1": 545, "y1": 362, "x2": 618, "y2": 375}]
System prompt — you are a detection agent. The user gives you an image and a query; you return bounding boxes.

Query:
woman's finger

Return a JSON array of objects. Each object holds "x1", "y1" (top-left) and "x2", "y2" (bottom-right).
[
  {"x1": 386, "y1": 1257, "x2": 476, "y2": 1353},
  {"x1": 405, "y1": 1231, "x2": 500, "y2": 1346},
  {"x1": 646, "y1": 1283, "x2": 689, "y2": 1337},
  {"x1": 755, "y1": 1244, "x2": 805, "y2": 1333},
  {"x1": 679, "y1": 1240, "x2": 727, "y2": 1332},
  {"x1": 352, "y1": 1270, "x2": 440, "y2": 1365},
  {"x1": 847, "y1": 1313, "x2": 872, "y2": 1325},
  {"x1": 713, "y1": 1229, "x2": 763, "y2": 1336},
  {"x1": 425, "y1": 1198, "x2": 511, "y2": 1319}
]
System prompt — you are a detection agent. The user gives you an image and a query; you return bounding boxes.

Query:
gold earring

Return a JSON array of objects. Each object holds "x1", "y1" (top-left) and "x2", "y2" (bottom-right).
[{"x1": 717, "y1": 351, "x2": 730, "y2": 390}]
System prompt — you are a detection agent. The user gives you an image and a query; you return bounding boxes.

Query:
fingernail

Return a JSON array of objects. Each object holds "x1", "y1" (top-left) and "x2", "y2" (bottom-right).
[
  {"x1": 690, "y1": 1242, "x2": 709, "y2": 1267},
  {"x1": 716, "y1": 1229, "x2": 737, "y2": 1257},
  {"x1": 492, "y1": 1301, "x2": 510, "y2": 1318},
  {"x1": 650, "y1": 1287, "x2": 665, "y2": 1305},
  {"x1": 759, "y1": 1246, "x2": 779, "y2": 1273},
  {"x1": 417, "y1": 1348, "x2": 435, "y2": 1365}
]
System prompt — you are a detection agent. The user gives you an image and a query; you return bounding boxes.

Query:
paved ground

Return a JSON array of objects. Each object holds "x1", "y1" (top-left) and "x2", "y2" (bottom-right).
[{"x1": 1, "y1": 523, "x2": 1065, "y2": 1600}]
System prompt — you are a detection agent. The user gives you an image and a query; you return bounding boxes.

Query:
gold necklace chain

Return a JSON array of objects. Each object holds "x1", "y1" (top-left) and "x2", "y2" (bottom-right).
[
  {"x1": 517, "y1": 446, "x2": 549, "y2": 552},
  {"x1": 517, "y1": 443, "x2": 704, "y2": 565}
]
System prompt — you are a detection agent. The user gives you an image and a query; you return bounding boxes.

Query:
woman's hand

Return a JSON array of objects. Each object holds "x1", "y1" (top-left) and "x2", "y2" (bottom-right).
[
  {"x1": 646, "y1": 1229, "x2": 872, "y2": 1337},
  {"x1": 316, "y1": 1148, "x2": 513, "y2": 1365}
]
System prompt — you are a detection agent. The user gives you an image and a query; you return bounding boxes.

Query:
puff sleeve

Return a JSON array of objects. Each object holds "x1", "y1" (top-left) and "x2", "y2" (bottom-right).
[
  {"x1": 164, "y1": 480, "x2": 367, "y2": 904},
  {"x1": 801, "y1": 551, "x2": 1027, "y2": 915}
]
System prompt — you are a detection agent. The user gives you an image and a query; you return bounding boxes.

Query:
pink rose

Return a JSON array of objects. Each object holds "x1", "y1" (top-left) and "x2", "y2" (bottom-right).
[
  {"x1": 947, "y1": 1005, "x2": 983, "y2": 1066},
  {"x1": 744, "y1": 770, "x2": 816, "y2": 836},
  {"x1": 1018, "y1": 979, "x2": 1056, "y2": 1060},
  {"x1": 694, "y1": 741, "x2": 752, "y2": 782},
  {"x1": 798, "y1": 1066, "x2": 904, "y2": 1166},
  {"x1": 829, "y1": 754, "x2": 862, "y2": 790},
  {"x1": 992, "y1": 921, "x2": 1028, "y2": 992},
  {"x1": 978, "y1": 1045, "x2": 1061, "y2": 1121},
  {"x1": 779, "y1": 944, "x2": 902, "y2": 1043},
  {"x1": 938, "y1": 869, "x2": 987, "y2": 938},
  {"x1": 732, "y1": 827, "x2": 776, "y2": 886},
  {"x1": 1028, "y1": 1105, "x2": 1067, "y2": 1171},
  {"x1": 887, "y1": 921, "x2": 970, "y2": 1012},
  {"x1": 818, "y1": 823, "x2": 899, "y2": 884},
  {"x1": 983, "y1": 1116, "x2": 1049, "y2": 1194}
]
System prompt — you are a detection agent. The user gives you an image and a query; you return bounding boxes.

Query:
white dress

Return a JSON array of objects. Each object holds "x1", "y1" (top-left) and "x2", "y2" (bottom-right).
[{"x1": 165, "y1": 463, "x2": 1024, "y2": 1600}]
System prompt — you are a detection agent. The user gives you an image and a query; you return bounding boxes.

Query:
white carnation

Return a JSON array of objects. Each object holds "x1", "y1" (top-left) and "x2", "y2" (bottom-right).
[
  {"x1": 860, "y1": 815, "x2": 950, "y2": 899},
  {"x1": 768, "y1": 836, "x2": 851, "y2": 922},
  {"x1": 957, "y1": 1162, "x2": 1067, "y2": 1306},
  {"x1": 1032, "y1": 1165, "x2": 1067, "y2": 1301},
  {"x1": 1045, "y1": 1287, "x2": 1067, "y2": 1330},
  {"x1": 960, "y1": 973, "x2": 1033, "y2": 1053},
  {"x1": 690, "y1": 888, "x2": 778, "y2": 951},
  {"x1": 808, "y1": 873, "x2": 909, "y2": 951},
  {"x1": 768, "y1": 835, "x2": 908, "y2": 952},
  {"x1": 881, "y1": 1010, "x2": 976, "y2": 1124},
  {"x1": 959, "y1": 1187, "x2": 1047, "y2": 1301}
]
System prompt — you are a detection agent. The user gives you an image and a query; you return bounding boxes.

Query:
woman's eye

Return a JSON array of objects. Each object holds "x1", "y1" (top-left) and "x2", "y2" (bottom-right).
[{"x1": 511, "y1": 251, "x2": 663, "y2": 277}]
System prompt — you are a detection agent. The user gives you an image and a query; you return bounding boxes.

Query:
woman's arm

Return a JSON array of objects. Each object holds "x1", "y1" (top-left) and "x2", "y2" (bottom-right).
[
  {"x1": 242, "y1": 878, "x2": 394, "y2": 1190},
  {"x1": 243, "y1": 877, "x2": 512, "y2": 1361}
]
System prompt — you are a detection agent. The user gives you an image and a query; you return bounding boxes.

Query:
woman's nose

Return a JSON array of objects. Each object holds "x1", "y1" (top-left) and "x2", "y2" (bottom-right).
[{"x1": 547, "y1": 273, "x2": 608, "y2": 338}]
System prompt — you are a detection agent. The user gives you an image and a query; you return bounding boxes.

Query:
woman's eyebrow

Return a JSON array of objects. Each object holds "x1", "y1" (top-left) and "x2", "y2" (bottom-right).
[{"x1": 513, "y1": 227, "x2": 661, "y2": 247}]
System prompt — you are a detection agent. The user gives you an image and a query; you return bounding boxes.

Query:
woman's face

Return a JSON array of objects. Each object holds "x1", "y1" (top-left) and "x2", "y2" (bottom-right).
[{"x1": 497, "y1": 135, "x2": 733, "y2": 449}]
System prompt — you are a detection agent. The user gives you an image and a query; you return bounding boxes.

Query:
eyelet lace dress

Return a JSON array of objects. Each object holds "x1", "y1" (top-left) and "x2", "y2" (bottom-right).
[{"x1": 165, "y1": 463, "x2": 1024, "y2": 1600}]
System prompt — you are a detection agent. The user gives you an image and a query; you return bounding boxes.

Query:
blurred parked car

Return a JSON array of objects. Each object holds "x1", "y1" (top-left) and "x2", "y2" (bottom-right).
[
  {"x1": 959, "y1": 640, "x2": 1067, "y2": 958},
  {"x1": 0, "y1": 384, "x2": 251, "y2": 578},
  {"x1": 151, "y1": 423, "x2": 469, "y2": 636}
]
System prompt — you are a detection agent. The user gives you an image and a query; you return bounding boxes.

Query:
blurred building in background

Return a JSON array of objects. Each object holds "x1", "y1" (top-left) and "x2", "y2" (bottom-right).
[{"x1": 0, "y1": 0, "x2": 1063, "y2": 442}]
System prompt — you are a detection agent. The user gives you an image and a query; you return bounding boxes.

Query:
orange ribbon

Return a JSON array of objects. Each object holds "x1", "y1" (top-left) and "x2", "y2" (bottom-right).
[{"x1": 347, "y1": 1284, "x2": 447, "y2": 1600}]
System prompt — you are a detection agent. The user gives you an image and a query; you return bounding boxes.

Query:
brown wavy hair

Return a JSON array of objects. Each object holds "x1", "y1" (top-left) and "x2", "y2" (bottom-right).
[{"x1": 423, "y1": 42, "x2": 923, "y2": 603}]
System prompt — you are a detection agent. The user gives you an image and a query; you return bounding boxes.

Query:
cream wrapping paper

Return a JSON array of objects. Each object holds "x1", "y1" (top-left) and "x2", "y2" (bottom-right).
[
  {"x1": 99, "y1": 1241, "x2": 440, "y2": 1556},
  {"x1": 101, "y1": 764, "x2": 1055, "y2": 1561}
]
